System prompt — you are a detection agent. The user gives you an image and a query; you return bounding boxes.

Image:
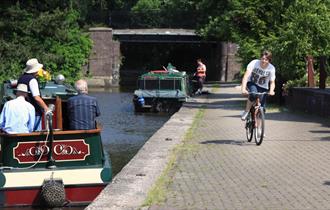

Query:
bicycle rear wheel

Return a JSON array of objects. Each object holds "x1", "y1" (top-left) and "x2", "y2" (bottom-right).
[
  {"x1": 245, "y1": 112, "x2": 253, "y2": 142},
  {"x1": 254, "y1": 108, "x2": 265, "y2": 145}
]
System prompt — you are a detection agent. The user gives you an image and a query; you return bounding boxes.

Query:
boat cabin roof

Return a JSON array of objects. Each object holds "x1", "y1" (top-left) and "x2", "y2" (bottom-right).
[
  {"x1": 0, "y1": 80, "x2": 79, "y2": 132},
  {"x1": 1, "y1": 81, "x2": 77, "y2": 103},
  {"x1": 139, "y1": 70, "x2": 188, "y2": 80}
]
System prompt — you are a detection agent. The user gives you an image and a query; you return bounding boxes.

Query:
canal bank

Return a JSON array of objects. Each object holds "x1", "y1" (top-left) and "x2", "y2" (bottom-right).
[{"x1": 86, "y1": 86, "x2": 210, "y2": 210}]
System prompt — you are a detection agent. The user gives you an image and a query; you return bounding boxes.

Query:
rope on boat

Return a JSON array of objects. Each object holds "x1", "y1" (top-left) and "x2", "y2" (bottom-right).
[
  {"x1": 0, "y1": 129, "x2": 50, "y2": 170},
  {"x1": 41, "y1": 172, "x2": 66, "y2": 208},
  {"x1": 15, "y1": 130, "x2": 50, "y2": 170}
]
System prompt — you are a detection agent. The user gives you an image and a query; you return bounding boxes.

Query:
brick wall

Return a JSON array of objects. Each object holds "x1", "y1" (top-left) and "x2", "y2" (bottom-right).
[{"x1": 87, "y1": 27, "x2": 121, "y2": 87}]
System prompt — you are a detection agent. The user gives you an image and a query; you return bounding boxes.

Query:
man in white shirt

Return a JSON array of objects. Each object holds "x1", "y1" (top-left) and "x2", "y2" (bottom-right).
[
  {"x1": 241, "y1": 50, "x2": 276, "y2": 121},
  {"x1": 0, "y1": 84, "x2": 35, "y2": 133}
]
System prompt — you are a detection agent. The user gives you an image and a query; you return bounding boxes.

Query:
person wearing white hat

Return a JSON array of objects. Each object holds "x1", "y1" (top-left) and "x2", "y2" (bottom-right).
[
  {"x1": 17, "y1": 58, "x2": 50, "y2": 131},
  {"x1": 0, "y1": 84, "x2": 35, "y2": 134}
]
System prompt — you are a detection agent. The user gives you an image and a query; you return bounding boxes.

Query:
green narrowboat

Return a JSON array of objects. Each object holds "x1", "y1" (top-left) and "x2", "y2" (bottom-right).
[
  {"x1": 133, "y1": 69, "x2": 191, "y2": 113},
  {"x1": 0, "y1": 78, "x2": 111, "y2": 208}
]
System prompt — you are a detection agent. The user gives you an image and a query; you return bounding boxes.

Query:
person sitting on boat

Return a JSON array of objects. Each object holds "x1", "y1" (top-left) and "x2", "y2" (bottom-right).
[
  {"x1": 67, "y1": 79, "x2": 101, "y2": 130},
  {"x1": 0, "y1": 84, "x2": 35, "y2": 134},
  {"x1": 18, "y1": 58, "x2": 52, "y2": 131},
  {"x1": 166, "y1": 63, "x2": 179, "y2": 72}
]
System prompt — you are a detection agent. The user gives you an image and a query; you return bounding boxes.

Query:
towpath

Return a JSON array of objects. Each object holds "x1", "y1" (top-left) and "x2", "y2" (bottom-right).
[{"x1": 88, "y1": 83, "x2": 330, "y2": 210}]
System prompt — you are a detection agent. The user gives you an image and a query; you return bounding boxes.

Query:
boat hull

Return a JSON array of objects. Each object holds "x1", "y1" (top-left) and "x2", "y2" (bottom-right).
[{"x1": 1, "y1": 183, "x2": 106, "y2": 207}]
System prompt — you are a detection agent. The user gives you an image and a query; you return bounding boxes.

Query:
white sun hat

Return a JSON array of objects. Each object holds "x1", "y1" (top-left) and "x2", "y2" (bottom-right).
[
  {"x1": 24, "y1": 58, "x2": 43, "y2": 74},
  {"x1": 15, "y1": 84, "x2": 29, "y2": 93}
]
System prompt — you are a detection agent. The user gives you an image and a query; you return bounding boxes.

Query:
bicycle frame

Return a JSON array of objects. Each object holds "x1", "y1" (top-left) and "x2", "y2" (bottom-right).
[
  {"x1": 245, "y1": 92, "x2": 267, "y2": 145},
  {"x1": 252, "y1": 97, "x2": 261, "y2": 128}
]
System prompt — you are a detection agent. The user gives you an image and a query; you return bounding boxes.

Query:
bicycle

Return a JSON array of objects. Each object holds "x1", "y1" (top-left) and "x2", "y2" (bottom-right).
[{"x1": 245, "y1": 92, "x2": 268, "y2": 146}]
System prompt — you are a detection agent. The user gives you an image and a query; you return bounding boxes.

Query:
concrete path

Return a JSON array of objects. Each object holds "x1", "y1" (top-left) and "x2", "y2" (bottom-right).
[{"x1": 150, "y1": 83, "x2": 330, "y2": 210}]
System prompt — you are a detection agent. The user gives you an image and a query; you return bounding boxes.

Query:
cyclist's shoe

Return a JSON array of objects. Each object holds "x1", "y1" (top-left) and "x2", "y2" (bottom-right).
[{"x1": 241, "y1": 111, "x2": 249, "y2": 121}]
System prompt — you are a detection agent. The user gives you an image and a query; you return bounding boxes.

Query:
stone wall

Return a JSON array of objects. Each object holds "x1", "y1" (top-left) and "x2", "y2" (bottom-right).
[
  {"x1": 286, "y1": 88, "x2": 330, "y2": 117},
  {"x1": 86, "y1": 27, "x2": 121, "y2": 87},
  {"x1": 219, "y1": 42, "x2": 241, "y2": 82}
]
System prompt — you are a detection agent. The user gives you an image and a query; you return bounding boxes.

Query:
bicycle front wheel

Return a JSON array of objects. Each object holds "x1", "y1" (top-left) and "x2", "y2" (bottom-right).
[
  {"x1": 245, "y1": 112, "x2": 253, "y2": 142},
  {"x1": 254, "y1": 108, "x2": 265, "y2": 146}
]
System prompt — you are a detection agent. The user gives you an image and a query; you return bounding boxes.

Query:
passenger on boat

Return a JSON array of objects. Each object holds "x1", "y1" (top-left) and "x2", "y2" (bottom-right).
[
  {"x1": 194, "y1": 58, "x2": 207, "y2": 95},
  {"x1": 18, "y1": 58, "x2": 51, "y2": 131},
  {"x1": 166, "y1": 63, "x2": 179, "y2": 72},
  {"x1": 67, "y1": 79, "x2": 100, "y2": 130},
  {"x1": 0, "y1": 84, "x2": 35, "y2": 134}
]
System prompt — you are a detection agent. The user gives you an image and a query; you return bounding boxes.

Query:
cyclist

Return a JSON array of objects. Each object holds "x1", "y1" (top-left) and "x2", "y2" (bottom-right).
[{"x1": 241, "y1": 50, "x2": 276, "y2": 121}]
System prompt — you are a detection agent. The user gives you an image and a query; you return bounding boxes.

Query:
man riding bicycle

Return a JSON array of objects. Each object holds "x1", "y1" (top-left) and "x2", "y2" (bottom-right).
[{"x1": 241, "y1": 50, "x2": 276, "y2": 121}]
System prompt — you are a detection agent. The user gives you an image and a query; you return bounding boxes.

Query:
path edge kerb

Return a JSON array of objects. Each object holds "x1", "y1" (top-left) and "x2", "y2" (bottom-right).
[{"x1": 86, "y1": 103, "x2": 201, "y2": 209}]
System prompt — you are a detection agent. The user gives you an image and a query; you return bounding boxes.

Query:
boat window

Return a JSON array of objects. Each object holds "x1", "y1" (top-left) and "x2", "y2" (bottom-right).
[
  {"x1": 160, "y1": 80, "x2": 181, "y2": 90},
  {"x1": 138, "y1": 79, "x2": 182, "y2": 90},
  {"x1": 145, "y1": 80, "x2": 159, "y2": 90},
  {"x1": 138, "y1": 79, "x2": 144, "y2": 89}
]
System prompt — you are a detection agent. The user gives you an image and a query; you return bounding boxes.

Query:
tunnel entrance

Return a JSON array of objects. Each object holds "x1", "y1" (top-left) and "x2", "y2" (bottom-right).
[
  {"x1": 119, "y1": 41, "x2": 220, "y2": 87},
  {"x1": 86, "y1": 28, "x2": 240, "y2": 88},
  {"x1": 112, "y1": 28, "x2": 232, "y2": 87}
]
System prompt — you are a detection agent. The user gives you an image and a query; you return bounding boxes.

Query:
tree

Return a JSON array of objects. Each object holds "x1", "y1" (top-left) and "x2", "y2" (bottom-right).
[
  {"x1": 266, "y1": 0, "x2": 330, "y2": 87},
  {"x1": 198, "y1": 0, "x2": 330, "y2": 88},
  {"x1": 131, "y1": 0, "x2": 163, "y2": 27},
  {"x1": 0, "y1": 2, "x2": 92, "y2": 83}
]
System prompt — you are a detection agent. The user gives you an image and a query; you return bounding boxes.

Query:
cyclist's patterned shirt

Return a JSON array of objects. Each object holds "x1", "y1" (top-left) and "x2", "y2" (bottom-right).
[{"x1": 247, "y1": 59, "x2": 276, "y2": 90}]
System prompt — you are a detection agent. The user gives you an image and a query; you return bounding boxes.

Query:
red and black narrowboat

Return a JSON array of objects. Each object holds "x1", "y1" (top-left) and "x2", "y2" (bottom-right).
[{"x1": 0, "y1": 78, "x2": 112, "y2": 208}]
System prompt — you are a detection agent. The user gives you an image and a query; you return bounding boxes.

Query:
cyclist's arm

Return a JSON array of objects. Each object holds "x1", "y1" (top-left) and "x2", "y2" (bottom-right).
[
  {"x1": 241, "y1": 69, "x2": 252, "y2": 95},
  {"x1": 269, "y1": 80, "x2": 275, "y2": 95}
]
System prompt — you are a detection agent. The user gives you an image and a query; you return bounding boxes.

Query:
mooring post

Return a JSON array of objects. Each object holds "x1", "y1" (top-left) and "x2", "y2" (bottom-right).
[{"x1": 306, "y1": 55, "x2": 315, "y2": 87}]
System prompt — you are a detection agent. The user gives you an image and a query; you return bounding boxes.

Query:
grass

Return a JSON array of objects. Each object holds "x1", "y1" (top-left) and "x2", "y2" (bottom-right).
[
  {"x1": 265, "y1": 103, "x2": 289, "y2": 113},
  {"x1": 141, "y1": 108, "x2": 205, "y2": 208}
]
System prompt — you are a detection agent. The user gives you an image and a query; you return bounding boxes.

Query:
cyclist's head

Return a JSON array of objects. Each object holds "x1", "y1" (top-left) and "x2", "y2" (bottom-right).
[{"x1": 260, "y1": 50, "x2": 272, "y2": 62}]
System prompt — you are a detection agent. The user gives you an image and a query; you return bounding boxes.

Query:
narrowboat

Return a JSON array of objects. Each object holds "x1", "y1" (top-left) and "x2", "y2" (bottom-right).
[
  {"x1": 133, "y1": 69, "x2": 191, "y2": 113},
  {"x1": 0, "y1": 76, "x2": 112, "y2": 208}
]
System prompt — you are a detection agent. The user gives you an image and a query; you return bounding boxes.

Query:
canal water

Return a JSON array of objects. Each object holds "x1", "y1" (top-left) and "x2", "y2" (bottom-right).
[
  {"x1": 91, "y1": 87, "x2": 171, "y2": 176},
  {"x1": 6, "y1": 87, "x2": 170, "y2": 210}
]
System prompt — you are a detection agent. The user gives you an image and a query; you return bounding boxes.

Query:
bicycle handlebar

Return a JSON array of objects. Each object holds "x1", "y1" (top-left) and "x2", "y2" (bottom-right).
[{"x1": 248, "y1": 92, "x2": 269, "y2": 96}]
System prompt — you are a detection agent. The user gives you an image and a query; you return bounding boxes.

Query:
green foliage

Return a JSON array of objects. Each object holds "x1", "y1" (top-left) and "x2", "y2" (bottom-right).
[
  {"x1": 0, "y1": 3, "x2": 92, "y2": 83},
  {"x1": 199, "y1": 0, "x2": 330, "y2": 85},
  {"x1": 131, "y1": 0, "x2": 163, "y2": 27},
  {"x1": 285, "y1": 75, "x2": 307, "y2": 90},
  {"x1": 109, "y1": 0, "x2": 139, "y2": 10},
  {"x1": 266, "y1": 0, "x2": 330, "y2": 81},
  {"x1": 117, "y1": 0, "x2": 210, "y2": 28}
]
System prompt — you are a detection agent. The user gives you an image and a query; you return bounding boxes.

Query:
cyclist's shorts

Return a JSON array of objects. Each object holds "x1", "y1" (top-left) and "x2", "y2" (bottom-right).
[{"x1": 247, "y1": 82, "x2": 268, "y2": 106}]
